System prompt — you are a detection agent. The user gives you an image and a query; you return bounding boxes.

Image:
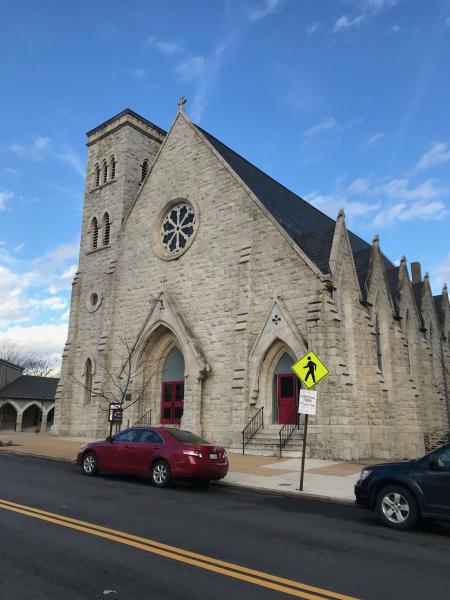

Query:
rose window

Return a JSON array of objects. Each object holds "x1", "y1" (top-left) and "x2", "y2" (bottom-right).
[{"x1": 160, "y1": 203, "x2": 197, "y2": 255}]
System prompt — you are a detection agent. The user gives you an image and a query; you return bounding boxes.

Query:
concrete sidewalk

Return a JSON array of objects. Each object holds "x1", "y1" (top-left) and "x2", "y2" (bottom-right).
[{"x1": 0, "y1": 431, "x2": 362, "y2": 502}]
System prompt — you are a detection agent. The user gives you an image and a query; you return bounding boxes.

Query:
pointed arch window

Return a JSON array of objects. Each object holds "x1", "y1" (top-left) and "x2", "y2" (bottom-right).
[
  {"x1": 102, "y1": 212, "x2": 111, "y2": 246},
  {"x1": 95, "y1": 164, "x2": 100, "y2": 188},
  {"x1": 84, "y1": 358, "x2": 92, "y2": 405},
  {"x1": 102, "y1": 160, "x2": 108, "y2": 183},
  {"x1": 141, "y1": 159, "x2": 149, "y2": 182},
  {"x1": 91, "y1": 217, "x2": 99, "y2": 249},
  {"x1": 110, "y1": 155, "x2": 116, "y2": 179},
  {"x1": 375, "y1": 314, "x2": 383, "y2": 372},
  {"x1": 405, "y1": 310, "x2": 412, "y2": 373}
]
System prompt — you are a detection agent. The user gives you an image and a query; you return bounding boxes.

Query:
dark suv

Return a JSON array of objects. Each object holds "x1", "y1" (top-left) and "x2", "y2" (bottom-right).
[{"x1": 355, "y1": 443, "x2": 450, "y2": 529}]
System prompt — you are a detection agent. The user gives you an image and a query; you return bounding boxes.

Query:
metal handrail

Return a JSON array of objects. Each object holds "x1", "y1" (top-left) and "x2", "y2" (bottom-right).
[
  {"x1": 242, "y1": 407, "x2": 264, "y2": 454},
  {"x1": 279, "y1": 410, "x2": 299, "y2": 456},
  {"x1": 134, "y1": 409, "x2": 152, "y2": 427}
]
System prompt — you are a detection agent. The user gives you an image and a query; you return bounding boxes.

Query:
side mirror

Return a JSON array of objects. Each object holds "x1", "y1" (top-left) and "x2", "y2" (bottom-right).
[{"x1": 428, "y1": 454, "x2": 439, "y2": 469}]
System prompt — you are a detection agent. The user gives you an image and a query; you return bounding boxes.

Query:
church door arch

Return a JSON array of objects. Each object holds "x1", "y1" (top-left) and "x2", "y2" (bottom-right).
[
  {"x1": 22, "y1": 404, "x2": 41, "y2": 430},
  {"x1": 273, "y1": 352, "x2": 298, "y2": 424},
  {"x1": 160, "y1": 347, "x2": 185, "y2": 425}
]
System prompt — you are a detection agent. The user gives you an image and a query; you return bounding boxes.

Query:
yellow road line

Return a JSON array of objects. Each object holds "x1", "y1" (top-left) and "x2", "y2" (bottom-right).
[{"x1": 0, "y1": 498, "x2": 359, "y2": 600}]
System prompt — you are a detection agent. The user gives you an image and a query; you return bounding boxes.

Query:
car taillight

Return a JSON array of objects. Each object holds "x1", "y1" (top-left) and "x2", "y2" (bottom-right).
[
  {"x1": 219, "y1": 449, "x2": 227, "y2": 459},
  {"x1": 182, "y1": 449, "x2": 203, "y2": 458}
]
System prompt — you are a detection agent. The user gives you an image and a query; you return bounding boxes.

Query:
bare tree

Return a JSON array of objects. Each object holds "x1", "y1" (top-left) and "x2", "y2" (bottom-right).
[
  {"x1": 0, "y1": 344, "x2": 60, "y2": 377},
  {"x1": 71, "y1": 336, "x2": 153, "y2": 430}
]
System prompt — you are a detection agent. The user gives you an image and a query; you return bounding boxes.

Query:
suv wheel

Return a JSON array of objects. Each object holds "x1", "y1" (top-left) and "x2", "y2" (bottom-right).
[
  {"x1": 151, "y1": 460, "x2": 171, "y2": 487},
  {"x1": 82, "y1": 452, "x2": 98, "y2": 476},
  {"x1": 376, "y1": 485, "x2": 419, "y2": 530}
]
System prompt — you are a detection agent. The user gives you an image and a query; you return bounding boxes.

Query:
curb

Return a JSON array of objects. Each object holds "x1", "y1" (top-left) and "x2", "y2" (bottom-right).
[
  {"x1": 0, "y1": 450, "x2": 76, "y2": 464},
  {"x1": 0, "y1": 450, "x2": 354, "y2": 506},
  {"x1": 213, "y1": 480, "x2": 354, "y2": 506}
]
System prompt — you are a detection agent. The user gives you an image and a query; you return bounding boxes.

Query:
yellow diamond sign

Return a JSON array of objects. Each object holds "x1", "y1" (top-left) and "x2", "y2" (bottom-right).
[{"x1": 291, "y1": 350, "x2": 329, "y2": 389}]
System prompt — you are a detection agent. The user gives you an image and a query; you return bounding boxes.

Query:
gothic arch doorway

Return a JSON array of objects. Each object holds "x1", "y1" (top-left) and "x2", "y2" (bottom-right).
[
  {"x1": 0, "y1": 403, "x2": 17, "y2": 430},
  {"x1": 161, "y1": 347, "x2": 185, "y2": 425},
  {"x1": 273, "y1": 352, "x2": 298, "y2": 424}
]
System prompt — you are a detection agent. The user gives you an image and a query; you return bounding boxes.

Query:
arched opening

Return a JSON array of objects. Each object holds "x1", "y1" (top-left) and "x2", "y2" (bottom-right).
[
  {"x1": 272, "y1": 352, "x2": 298, "y2": 424},
  {"x1": 91, "y1": 217, "x2": 99, "y2": 249},
  {"x1": 94, "y1": 164, "x2": 100, "y2": 188},
  {"x1": 110, "y1": 155, "x2": 116, "y2": 179},
  {"x1": 141, "y1": 159, "x2": 149, "y2": 182},
  {"x1": 102, "y1": 212, "x2": 111, "y2": 246},
  {"x1": 22, "y1": 404, "x2": 41, "y2": 430},
  {"x1": 46, "y1": 407, "x2": 55, "y2": 430},
  {"x1": 84, "y1": 358, "x2": 92, "y2": 405},
  {"x1": 375, "y1": 314, "x2": 383, "y2": 372},
  {"x1": 160, "y1": 347, "x2": 185, "y2": 425},
  {"x1": 102, "y1": 160, "x2": 108, "y2": 183},
  {"x1": 136, "y1": 326, "x2": 187, "y2": 427},
  {"x1": 0, "y1": 403, "x2": 17, "y2": 430}
]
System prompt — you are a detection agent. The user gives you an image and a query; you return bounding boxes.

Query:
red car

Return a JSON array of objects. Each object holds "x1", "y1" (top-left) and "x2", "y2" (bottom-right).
[{"x1": 76, "y1": 427, "x2": 228, "y2": 487}]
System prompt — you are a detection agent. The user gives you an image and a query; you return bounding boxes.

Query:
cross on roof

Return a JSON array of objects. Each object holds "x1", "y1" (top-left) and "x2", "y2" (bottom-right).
[{"x1": 178, "y1": 96, "x2": 187, "y2": 110}]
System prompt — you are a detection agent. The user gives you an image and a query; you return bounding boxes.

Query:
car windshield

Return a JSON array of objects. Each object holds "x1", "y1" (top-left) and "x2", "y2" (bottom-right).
[{"x1": 166, "y1": 429, "x2": 212, "y2": 445}]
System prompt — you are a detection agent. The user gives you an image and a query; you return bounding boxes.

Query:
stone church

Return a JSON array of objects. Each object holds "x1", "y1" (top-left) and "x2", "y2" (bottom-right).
[{"x1": 53, "y1": 103, "x2": 450, "y2": 460}]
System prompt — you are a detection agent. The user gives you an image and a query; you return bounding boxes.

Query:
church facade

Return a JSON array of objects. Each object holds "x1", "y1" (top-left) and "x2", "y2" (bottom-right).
[{"x1": 53, "y1": 106, "x2": 450, "y2": 460}]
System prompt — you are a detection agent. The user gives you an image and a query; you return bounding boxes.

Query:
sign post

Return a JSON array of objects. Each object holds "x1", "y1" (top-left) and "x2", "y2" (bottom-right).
[
  {"x1": 108, "y1": 402, "x2": 123, "y2": 438},
  {"x1": 297, "y1": 388, "x2": 317, "y2": 491},
  {"x1": 291, "y1": 351, "x2": 329, "y2": 492}
]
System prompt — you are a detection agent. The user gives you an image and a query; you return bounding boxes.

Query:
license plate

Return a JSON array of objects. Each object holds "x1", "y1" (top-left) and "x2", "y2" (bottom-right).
[{"x1": 209, "y1": 453, "x2": 218, "y2": 460}]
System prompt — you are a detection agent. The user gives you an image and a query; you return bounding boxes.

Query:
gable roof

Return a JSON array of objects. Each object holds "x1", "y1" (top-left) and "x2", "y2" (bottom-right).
[
  {"x1": 196, "y1": 125, "x2": 394, "y2": 295},
  {"x1": 0, "y1": 375, "x2": 59, "y2": 400}
]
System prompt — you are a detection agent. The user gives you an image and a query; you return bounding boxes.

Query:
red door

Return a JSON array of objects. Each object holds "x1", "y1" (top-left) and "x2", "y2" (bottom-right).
[
  {"x1": 277, "y1": 374, "x2": 297, "y2": 424},
  {"x1": 161, "y1": 381, "x2": 184, "y2": 425}
]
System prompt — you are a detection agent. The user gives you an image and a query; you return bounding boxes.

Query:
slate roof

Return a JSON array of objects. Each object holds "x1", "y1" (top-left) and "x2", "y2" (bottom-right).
[
  {"x1": 0, "y1": 375, "x2": 59, "y2": 400},
  {"x1": 385, "y1": 266, "x2": 400, "y2": 311},
  {"x1": 433, "y1": 295, "x2": 443, "y2": 327},
  {"x1": 197, "y1": 125, "x2": 395, "y2": 296},
  {"x1": 412, "y1": 282, "x2": 423, "y2": 312}
]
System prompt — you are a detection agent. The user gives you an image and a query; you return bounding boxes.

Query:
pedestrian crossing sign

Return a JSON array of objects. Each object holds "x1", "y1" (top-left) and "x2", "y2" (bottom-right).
[{"x1": 291, "y1": 351, "x2": 329, "y2": 389}]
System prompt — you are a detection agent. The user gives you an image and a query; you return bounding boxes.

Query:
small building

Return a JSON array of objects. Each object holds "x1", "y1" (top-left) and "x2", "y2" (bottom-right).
[{"x1": 0, "y1": 359, "x2": 58, "y2": 431}]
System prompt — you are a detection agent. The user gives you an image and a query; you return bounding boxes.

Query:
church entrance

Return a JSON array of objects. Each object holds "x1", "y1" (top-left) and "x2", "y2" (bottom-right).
[
  {"x1": 273, "y1": 352, "x2": 298, "y2": 425},
  {"x1": 160, "y1": 347, "x2": 185, "y2": 425},
  {"x1": 277, "y1": 374, "x2": 297, "y2": 424}
]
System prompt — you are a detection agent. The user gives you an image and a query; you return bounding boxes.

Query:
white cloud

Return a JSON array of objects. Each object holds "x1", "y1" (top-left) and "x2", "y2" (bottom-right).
[
  {"x1": 3, "y1": 168, "x2": 21, "y2": 177},
  {"x1": 434, "y1": 252, "x2": 450, "y2": 288},
  {"x1": 413, "y1": 142, "x2": 450, "y2": 173},
  {"x1": 0, "y1": 190, "x2": 14, "y2": 211},
  {"x1": 247, "y1": 0, "x2": 283, "y2": 22},
  {"x1": 382, "y1": 177, "x2": 446, "y2": 201},
  {"x1": 13, "y1": 242, "x2": 25, "y2": 253},
  {"x1": 130, "y1": 67, "x2": 146, "y2": 78},
  {"x1": 333, "y1": 14, "x2": 365, "y2": 32},
  {"x1": 144, "y1": 35, "x2": 183, "y2": 55},
  {"x1": 303, "y1": 117, "x2": 337, "y2": 138},
  {"x1": 307, "y1": 191, "x2": 380, "y2": 221},
  {"x1": 389, "y1": 24, "x2": 401, "y2": 33},
  {"x1": 445, "y1": 16, "x2": 450, "y2": 27},
  {"x1": 306, "y1": 22, "x2": 321, "y2": 35},
  {"x1": 0, "y1": 241, "x2": 78, "y2": 329},
  {"x1": 372, "y1": 201, "x2": 447, "y2": 227},
  {"x1": 348, "y1": 178, "x2": 370, "y2": 193},
  {"x1": 10, "y1": 136, "x2": 51, "y2": 161},
  {"x1": 175, "y1": 56, "x2": 207, "y2": 82},
  {"x1": 365, "y1": 132, "x2": 384, "y2": 146},
  {"x1": 346, "y1": 0, "x2": 397, "y2": 13},
  {"x1": 53, "y1": 144, "x2": 85, "y2": 178},
  {"x1": 0, "y1": 323, "x2": 67, "y2": 363}
]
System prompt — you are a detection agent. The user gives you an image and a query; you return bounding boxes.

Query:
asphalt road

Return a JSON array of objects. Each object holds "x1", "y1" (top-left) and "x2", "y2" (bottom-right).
[{"x1": 0, "y1": 453, "x2": 449, "y2": 600}]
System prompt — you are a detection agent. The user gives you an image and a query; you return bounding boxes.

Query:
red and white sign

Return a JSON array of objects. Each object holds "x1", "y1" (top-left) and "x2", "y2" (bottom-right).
[{"x1": 298, "y1": 389, "x2": 317, "y2": 415}]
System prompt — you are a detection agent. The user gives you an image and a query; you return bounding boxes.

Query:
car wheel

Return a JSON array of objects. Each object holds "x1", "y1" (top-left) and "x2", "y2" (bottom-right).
[
  {"x1": 376, "y1": 485, "x2": 419, "y2": 530},
  {"x1": 82, "y1": 452, "x2": 98, "y2": 476},
  {"x1": 151, "y1": 460, "x2": 171, "y2": 487}
]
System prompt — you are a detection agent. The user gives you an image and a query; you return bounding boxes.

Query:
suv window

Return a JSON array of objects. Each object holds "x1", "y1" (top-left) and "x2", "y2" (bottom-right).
[
  {"x1": 113, "y1": 429, "x2": 138, "y2": 442},
  {"x1": 136, "y1": 429, "x2": 164, "y2": 444},
  {"x1": 436, "y1": 446, "x2": 450, "y2": 468}
]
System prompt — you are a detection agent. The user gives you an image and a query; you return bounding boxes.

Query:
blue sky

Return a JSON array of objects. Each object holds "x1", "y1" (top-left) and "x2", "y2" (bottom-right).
[{"x1": 1, "y1": 0, "x2": 449, "y2": 362}]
